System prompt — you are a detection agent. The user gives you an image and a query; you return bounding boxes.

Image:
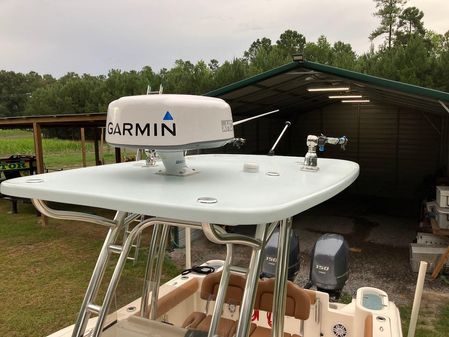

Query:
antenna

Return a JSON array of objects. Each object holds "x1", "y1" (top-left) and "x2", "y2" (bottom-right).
[
  {"x1": 233, "y1": 109, "x2": 279, "y2": 126},
  {"x1": 268, "y1": 121, "x2": 291, "y2": 156}
]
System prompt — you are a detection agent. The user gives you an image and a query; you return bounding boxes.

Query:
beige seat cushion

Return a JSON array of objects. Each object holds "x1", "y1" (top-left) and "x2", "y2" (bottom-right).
[
  {"x1": 182, "y1": 312, "x2": 206, "y2": 329},
  {"x1": 251, "y1": 278, "x2": 311, "y2": 337},
  {"x1": 255, "y1": 279, "x2": 311, "y2": 320},
  {"x1": 230, "y1": 321, "x2": 257, "y2": 337},
  {"x1": 182, "y1": 271, "x2": 247, "y2": 336},
  {"x1": 156, "y1": 278, "x2": 200, "y2": 318},
  {"x1": 250, "y1": 326, "x2": 291, "y2": 337},
  {"x1": 194, "y1": 315, "x2": 236, "y2": 337}
]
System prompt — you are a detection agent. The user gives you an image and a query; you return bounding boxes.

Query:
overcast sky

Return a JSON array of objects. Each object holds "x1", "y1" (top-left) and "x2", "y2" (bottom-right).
[{"x1": 0, "y1": 0, "x2": 447, "y2": 78}]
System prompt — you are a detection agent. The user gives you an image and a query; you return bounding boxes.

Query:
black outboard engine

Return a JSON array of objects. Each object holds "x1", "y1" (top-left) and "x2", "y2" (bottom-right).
[
  {"x1": 260, "y1": 226, "x2": 300, "y2": 281},
  {"x1": 306, "y1": 233, "x2": 349, "y2": 300}
]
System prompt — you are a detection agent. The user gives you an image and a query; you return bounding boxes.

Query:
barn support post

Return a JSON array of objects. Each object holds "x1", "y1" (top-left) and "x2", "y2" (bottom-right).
[
  {"x1": 115, "y1": 148, "x2": 121, "y2": 163},
  {"x1": 439, "y1": 101, "x2": 449, "y2": 177},
  {"x1": 256, "y1": 119, "x2": 260, "y2": 153},
  {"x1": 440, "y1": 116, "x2": 447, "y2": 174},
  {"x1": 80, "y1": 128, "x2": 87, "y2": 167},
  {"x1": 319, "y1": 107, "x2": 324, "y2": 132},
  {"x1": 32, "y1": 122, "x2": 44, "y2": 174},
  {"x1": 93, "y1": 127, "x2": 100, "y2": 165},
  {"x1": 100, "y1": 127, "x2": 105, "y2": 164},
  {"x1": 443, "y1": 116, "x2": 449, "y2": 177},
  {"x1": 356, "y1": 104, "x2": 361, "y2": 165},
  {"x1": 395, "y1": 108, "x2": 400, "y2": 185}
]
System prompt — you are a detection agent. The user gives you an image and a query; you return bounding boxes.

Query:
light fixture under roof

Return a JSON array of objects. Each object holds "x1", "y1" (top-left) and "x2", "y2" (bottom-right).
[
  {"x1": 341, "y1": 99, "x2": 370, "y2": 103},
  {"x1": 307, "y1": 87, "x2": 350, "y2": 92},
  {"x1": 329, "y1": 95, "x2": 362, "y2": 99}
]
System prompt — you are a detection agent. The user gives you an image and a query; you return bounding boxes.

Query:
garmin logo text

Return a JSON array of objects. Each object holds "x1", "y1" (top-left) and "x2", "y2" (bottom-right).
[{"x1": 107, "y1": 111, "x2": 176, "y2": 137}]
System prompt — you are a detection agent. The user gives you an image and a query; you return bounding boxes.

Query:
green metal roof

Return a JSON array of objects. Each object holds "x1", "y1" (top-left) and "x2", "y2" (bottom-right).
[
  {"x1": 206, "y1": 60, "x2": 449, "y2": 115},
  {"x1": 303, "y1": 61, "x2": 449, "y2": 103},
  {"x1": 206, "y1": 62, "x2": 300, "y2": 97}
]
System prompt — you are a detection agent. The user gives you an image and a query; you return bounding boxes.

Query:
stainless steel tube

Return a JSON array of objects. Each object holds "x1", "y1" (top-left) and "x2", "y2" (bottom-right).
[
  {"x1": 72, "y1": 211, "x2": 127, "y2": 337},
  {"x1": 149, "y1": 224, "x2": 170, "y2": 320},
  {"x1": 208, "y1": 227, "x2": 234, "y2": 337},
  {"x1": 185, "y1": 227, "x2": 192, "y2": 269},
  {"x1": 235, "y1": 224, "x2": 268, "y2": 337},
  {"x1": 202, "y1": 223, "x2": 261, "y2": 248},
  {"x1": 141, "y1": 223, "x2": 163, "y2": 317},
  {"x1": 271, "y1": 218, "x2": 292, "y2": 337},
  {"x1": 91, "y1": 218, "x2": 201, "y2": 337},
  {"x1": 32, "y1": 199, "x2": 117, "y2": 227}
]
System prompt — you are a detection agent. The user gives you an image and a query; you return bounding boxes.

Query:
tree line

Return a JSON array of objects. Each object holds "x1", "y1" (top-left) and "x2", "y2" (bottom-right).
[{"x1": 1, "y1": 0, "x2": 448, "y2": 118}]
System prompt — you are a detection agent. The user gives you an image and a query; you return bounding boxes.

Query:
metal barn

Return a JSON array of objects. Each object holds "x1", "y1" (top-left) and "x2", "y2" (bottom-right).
[{"x1": 206, "y1": 59, "x2": 449, "y2": 198}]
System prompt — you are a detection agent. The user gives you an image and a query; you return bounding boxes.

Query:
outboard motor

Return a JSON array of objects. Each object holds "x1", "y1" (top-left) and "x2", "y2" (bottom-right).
[
  {"x1": 306, "y1": 233, "x2": 349, "y2": 300},
  {"x1": 260, "y1": 226, "x2": 300, "y2": 281}
]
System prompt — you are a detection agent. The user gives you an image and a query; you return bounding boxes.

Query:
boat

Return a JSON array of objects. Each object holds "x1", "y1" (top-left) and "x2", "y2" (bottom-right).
[{"x1": 1, "y1": 94, "x2": 404, "y2": 337}]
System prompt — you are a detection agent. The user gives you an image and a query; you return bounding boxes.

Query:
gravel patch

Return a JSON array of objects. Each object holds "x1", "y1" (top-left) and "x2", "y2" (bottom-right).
[
  {"x1": 363, "y1": 214, "x2": 416, "y2": 247},
  {"x1": 168, "y1": 198, "x2": 449, "y2": 308}
]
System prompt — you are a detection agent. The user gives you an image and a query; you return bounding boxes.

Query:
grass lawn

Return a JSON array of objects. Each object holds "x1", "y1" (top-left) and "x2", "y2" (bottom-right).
[
  {"x1": 0, "y1": 129, "x2": 138, "y2": 170},
  {"x1": 400, "y1": 296, "x2": 449, "y2": 337},
  {"x1": 0, "y1": 200, "x2": 179, "y2": 337}
]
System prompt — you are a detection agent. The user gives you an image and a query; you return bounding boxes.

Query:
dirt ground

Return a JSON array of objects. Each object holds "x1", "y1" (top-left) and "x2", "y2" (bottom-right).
[{"x1": 168, "y1": 195, "x2": 449, "y2": 309}]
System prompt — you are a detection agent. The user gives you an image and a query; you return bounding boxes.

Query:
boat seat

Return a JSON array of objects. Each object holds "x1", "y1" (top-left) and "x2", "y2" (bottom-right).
[
  {"x1": 194, "y1": 315, "x2": 237, "y2": 337},
  {"x1": 303, "y1": 289, "x2": 317, "y2": 305},
  {"x1": 182, "y1": 271, "x2": 251, "y2": 337},
  {"x1": 155, "y1": 277, "x2": 200, "y2": 318},
  {"x1": 137, "y1": 277, "x2": 200, "y2": 318},
  {"x1": 250, "y1": 278, "x2": 311, "y2": 337}
]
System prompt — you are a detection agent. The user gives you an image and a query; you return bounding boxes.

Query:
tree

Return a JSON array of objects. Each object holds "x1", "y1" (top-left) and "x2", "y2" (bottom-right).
[
  {"x1": 0, "y1": 104, "x2": 9, "y2": 117},
  {"x1": 304, "y1": 35, "x2": 333, "y2": 64},
  {"x1": 396, "y1": 6, "x2": 425, "y2": 45},
  {"x1": 0, "y1": 70, "x2": 54, "y2": 117},
  {"x1": 212, "y1": 58, "x2": 249, "y2": 89},
  {"x1": 432, "y1": 30, "x2": 449, "y2": 91},
  {"x1": 243, "y1": 37, "x2": 272, "y2": 62},
  {"x1": 248, "y1": 46, "x2": 290, "y2": 75},
  {"x1": 370, "y1": 0, "x2": 407, "y2": 49},
  {"x1": 192, "y1": 61, "x2": 213, "y2": 94},
  {"x1": 140, "y1": 66, "x2": 160, "y2": 92},
  {"x1": 11, "y1": 24, "x2": 448, "y2": 120},
  {"x1": 332, "y1": 42, "x2": 357, "y2": 69},
  {"x1": 398, "y1": 6, "x2": 424, "y2": 35},
  {"x1": 393, "y1": 35, "x2": 435, "y2": 86},
  {"x1": 161, "y1": 59, "x2": 214, "y2": 94},
  {"x1": 276, "y1": 30, "x2": 306, "y2": 55},
  {"x1": 208, "y1": 59, "x2": 219, "y2": 72}
]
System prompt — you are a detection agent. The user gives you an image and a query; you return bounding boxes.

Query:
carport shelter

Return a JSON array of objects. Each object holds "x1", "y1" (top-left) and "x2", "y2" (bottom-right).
[{"x1": 206, "y1": 59, "x2": 449, "y2": 199}]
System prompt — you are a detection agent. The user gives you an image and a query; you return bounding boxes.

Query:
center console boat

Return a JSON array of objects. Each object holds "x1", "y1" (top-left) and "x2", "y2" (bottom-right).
[{"x1": 1, "y1": 94, "x2": 402, "y2": 337}]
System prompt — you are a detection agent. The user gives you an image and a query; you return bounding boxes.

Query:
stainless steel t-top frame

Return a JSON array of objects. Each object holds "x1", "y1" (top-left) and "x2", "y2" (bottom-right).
[{"x1": 33, "y1": 199, "x2": 294, "y2": 337}]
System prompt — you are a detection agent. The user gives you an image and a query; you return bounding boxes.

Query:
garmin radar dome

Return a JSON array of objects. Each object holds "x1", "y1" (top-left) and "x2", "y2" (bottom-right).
[{"x1": 106, "y1": 94, "x2": 234, "y2": 176}]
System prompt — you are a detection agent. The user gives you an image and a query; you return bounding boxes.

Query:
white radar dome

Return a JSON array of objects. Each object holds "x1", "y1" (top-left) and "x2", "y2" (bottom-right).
[{"x1": 106, "y1": 94, "x2": 234, "y2": 150}]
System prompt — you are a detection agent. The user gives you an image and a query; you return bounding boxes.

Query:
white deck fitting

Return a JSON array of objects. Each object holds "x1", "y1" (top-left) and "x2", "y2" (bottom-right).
[{"x1": 1, "y1": 154, "x2": 359, "y2": 225}]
